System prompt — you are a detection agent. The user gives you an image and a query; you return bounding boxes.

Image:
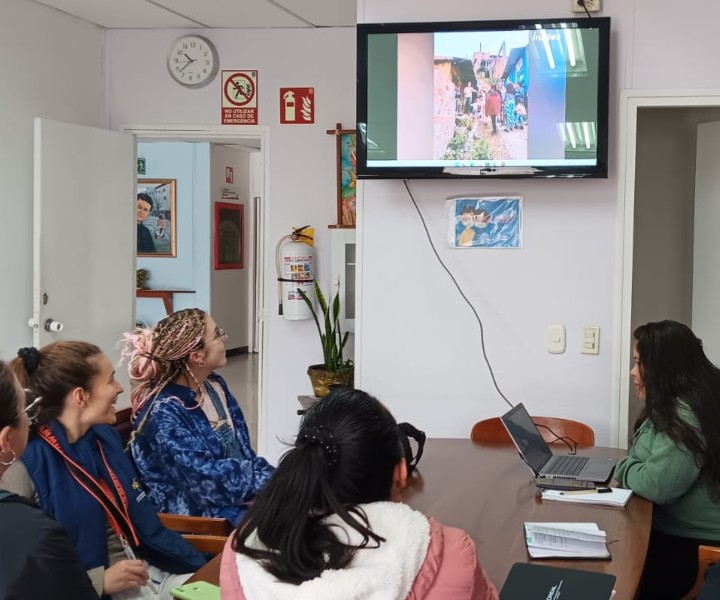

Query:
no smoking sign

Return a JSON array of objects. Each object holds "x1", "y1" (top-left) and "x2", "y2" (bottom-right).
[{"x1": 222, "y1": 70, "x2": 258, "y2": 125}]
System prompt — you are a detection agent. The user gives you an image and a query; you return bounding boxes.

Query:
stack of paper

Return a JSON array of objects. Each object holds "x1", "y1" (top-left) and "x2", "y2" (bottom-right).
[
  {"x1": 541, "y1": 487, "x2": 633, "y2": 508},
  {"x1": 524, "y1": 522, "x2": 610, "y2": 559}
]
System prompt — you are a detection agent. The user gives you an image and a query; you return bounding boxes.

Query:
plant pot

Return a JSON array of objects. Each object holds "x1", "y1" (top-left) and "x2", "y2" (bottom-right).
[{"x1": 307, "y1": 364, "x2": 354, "y2": 398}]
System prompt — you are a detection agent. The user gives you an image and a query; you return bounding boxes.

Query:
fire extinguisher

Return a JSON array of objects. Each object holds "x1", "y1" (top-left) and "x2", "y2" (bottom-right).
[{"x1": 276, "y1": 225, "x2": 315, "y2": 320}]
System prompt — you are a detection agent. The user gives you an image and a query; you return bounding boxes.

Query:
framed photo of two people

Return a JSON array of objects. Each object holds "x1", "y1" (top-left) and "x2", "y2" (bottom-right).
[{"x1": 136, "y1": 179, "x2": 177, "y2": 257}]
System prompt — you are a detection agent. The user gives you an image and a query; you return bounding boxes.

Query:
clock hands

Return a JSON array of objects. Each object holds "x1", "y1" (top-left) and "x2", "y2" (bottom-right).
[{"x1": 177, "y1": 54, "x2": 197, "y2": 73}]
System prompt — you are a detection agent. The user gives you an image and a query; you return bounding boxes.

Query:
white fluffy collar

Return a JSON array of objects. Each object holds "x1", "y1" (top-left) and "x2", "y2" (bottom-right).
[{"x1": 236, "y1": 502, "x2": 431, "y2": 600}]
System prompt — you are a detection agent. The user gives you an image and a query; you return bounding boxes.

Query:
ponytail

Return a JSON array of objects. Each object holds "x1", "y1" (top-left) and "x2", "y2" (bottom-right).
[
  {"x1": 11, "y1": 342, "x2": 101, "y2": 428},
  {"x1": 233, "y1": 388, "x2": 401, "y2": 584}
]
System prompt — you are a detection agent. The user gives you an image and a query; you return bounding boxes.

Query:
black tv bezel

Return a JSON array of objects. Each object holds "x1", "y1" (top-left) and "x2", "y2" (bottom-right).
[{"x1": 356, "y1": 17, "x2": 610, "y2": 180}]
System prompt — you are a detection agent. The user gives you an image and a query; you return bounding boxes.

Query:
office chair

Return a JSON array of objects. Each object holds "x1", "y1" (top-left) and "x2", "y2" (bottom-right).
[
  {"x1": 113, "y1": 407, "x2": 133, "y2": 448},
  {"x1": 158, "y1": 513, "x2": 233, "y2": 556},
  {"x1": 471, "y1": 416, "x2": 595, "y2": 447},
  {"x1": 681, "y1": 545, "x2": 720, "y2": 600}
]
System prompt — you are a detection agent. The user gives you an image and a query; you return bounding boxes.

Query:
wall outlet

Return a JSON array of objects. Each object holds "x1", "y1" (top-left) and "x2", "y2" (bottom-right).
[{"x1": 572, "y1": 0, "x2": 601, "y2": 12}]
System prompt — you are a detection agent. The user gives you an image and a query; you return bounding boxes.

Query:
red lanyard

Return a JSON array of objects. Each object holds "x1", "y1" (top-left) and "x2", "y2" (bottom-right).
[{"x1": 38, "y1": 425, "x2": 141, "y2": 547}]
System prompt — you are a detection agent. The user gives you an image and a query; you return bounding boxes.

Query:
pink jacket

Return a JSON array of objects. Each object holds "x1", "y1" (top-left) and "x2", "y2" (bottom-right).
[{"x1": 220, "y1": 512, "x2": 498, "y2": 600}]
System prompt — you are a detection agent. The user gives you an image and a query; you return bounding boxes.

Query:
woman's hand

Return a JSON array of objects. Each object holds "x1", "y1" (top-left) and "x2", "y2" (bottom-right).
[{"x1": 102, "y1": 559, "x2": 150, "y2": 595}]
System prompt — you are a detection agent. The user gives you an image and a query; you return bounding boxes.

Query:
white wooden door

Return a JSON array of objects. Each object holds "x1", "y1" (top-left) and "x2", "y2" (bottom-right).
[
  {"x1": 693, "y1": 122, "x2": 720, "y2": 365},
  {"x1": 33, "y1": 118, "x2": 135, "y2": 392}
]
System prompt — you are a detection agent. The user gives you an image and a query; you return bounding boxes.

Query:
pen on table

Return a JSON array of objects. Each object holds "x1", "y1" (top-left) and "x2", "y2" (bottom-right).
[{"x1": 560, "y1": 487, "x2": 613, "y2": 496}]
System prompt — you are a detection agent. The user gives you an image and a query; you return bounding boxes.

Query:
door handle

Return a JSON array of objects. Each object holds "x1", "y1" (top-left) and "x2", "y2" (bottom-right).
[
  {"x1": 27, "y1": 318, "x2": 39, "y2": 330},
  {"x1": 44, "y1": 319, "x2": 64, "y2": 333}
]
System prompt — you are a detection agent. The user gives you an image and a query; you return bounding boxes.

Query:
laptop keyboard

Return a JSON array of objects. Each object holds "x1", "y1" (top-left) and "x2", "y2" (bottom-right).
[{"x1": 545, "y1": 455, "x2": 589, "y2": 477}]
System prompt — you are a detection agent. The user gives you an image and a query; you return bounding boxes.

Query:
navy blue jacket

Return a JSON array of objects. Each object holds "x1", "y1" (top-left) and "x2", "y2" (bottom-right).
[{"x1": 21, "y1": 421, "x2": 206, "y2": 575}]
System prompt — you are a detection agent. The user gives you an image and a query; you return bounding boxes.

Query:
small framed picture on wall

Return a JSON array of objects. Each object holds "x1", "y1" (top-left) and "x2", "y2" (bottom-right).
[
  {"x1": 214, "y1": 202, "x2": 244, "y2": 269},
  {"x1": 137, "y1": 179, "x2": 177, "y2": 257}
]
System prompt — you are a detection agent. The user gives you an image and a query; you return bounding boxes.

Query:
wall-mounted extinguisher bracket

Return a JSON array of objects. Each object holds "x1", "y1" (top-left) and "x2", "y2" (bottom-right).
[{"x1": 276, "y1": 226, "x2": 315, "y2": 320}]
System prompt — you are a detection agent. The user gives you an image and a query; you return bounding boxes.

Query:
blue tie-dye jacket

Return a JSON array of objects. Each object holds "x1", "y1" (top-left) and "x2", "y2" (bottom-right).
[{"x1": 130, "y1": 374, "x2": 274, "y2": 525}]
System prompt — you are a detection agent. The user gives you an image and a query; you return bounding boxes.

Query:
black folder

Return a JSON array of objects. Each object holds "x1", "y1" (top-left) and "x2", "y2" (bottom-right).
[{"x1": 500, "y1": 562, "x2": 616, "y2": 600}]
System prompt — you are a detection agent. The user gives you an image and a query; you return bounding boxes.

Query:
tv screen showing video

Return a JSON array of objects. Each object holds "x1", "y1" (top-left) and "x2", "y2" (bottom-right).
[{"x1": 357, "y1": 18, "x2": 610, "y2": 179}]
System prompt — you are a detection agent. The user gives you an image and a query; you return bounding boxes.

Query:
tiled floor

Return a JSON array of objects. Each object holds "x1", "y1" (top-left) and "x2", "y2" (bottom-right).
[{"x1": 217, "y1": 352, "x2": 259, "y2": 450}]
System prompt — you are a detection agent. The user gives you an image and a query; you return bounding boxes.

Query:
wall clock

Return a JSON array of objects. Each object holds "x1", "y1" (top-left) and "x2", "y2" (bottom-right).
[{"x1": 167, "y1": 35, "x2": 219, "y2": 88}]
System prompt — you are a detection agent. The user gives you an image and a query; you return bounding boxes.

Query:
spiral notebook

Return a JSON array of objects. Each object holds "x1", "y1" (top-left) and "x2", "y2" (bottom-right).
[{"x1": 500, "y1": 563, "x2": 616, "y2": 599}]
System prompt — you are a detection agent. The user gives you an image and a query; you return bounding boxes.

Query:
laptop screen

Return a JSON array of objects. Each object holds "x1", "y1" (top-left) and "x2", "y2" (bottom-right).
[{"x1": 501, "y1": 403, "x2": 553, "y2": 474}]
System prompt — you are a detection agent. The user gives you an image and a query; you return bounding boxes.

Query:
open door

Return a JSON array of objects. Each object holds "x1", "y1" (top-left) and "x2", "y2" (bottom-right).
[{"x1": 32, "y1": 118, "x2": 136, "y2": 392}]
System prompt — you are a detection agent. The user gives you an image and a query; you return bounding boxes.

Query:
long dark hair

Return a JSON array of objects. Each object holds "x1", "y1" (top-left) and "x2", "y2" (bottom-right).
[
  {"x1": 0, "y1": 360, "x2": 21, "y2": 430},
  {"x1": 233, "y1": 387, "x2": 403, "y2": 584},
  {"x1": 634, "y1": 320, "x2": 720, "y2": 497}
]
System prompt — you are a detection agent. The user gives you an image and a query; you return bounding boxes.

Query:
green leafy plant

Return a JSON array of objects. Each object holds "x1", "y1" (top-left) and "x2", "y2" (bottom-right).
[{"x1": 298, "y1": 280, "x2": 352, "y2": 373}]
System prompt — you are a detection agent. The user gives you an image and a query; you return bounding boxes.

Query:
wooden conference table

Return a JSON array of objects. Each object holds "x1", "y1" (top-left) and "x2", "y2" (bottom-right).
[{"x1": 188, "y1": 439, "x2": 651, "y2": 599}]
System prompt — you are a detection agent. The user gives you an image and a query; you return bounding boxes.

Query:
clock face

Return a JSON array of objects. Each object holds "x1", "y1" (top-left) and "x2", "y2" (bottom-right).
[{"x1": 167, "y1": 35, "x2": 219, "y2": 87}]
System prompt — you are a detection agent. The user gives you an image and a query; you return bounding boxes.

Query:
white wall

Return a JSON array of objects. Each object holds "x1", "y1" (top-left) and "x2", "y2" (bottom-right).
[
  {"x1": 0, "y1": 0, "x2": 103, "y2": 357},
  {"x1": 7, "y1": 0, "x2": 720, "y2": 459},
  {"x1": 136, "y1": 142, "x2": 211, "y2": 326},
  {"x1": 105, "y1": 27, "x2": 355, "y2": 459},
  {"x1": 355, "y1": 0, "x2": 720, "y2": 446},
  {"x1": 358, "y1": 0, "x2": 634, "y2": 445},
  {"x1": 210, "y1": 144, "x2": 251, "y2": 350}
]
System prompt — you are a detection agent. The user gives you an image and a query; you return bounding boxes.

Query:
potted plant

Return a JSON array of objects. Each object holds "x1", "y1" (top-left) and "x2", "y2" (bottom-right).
[{"x1": 298, "y1": 280, "x2": 353, "y2": 397}]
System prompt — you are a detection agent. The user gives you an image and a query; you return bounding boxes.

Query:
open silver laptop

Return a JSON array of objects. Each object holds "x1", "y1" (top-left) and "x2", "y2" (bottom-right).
[{"x1": 500, "y1": 403, "x2": 616, "y2": 483}]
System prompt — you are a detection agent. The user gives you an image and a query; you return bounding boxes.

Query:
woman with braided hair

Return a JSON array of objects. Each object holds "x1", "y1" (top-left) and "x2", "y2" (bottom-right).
[
  {"x1": 220, "y1": 387, "x2": 499, "y2": 600},
  {"x1": 124, "y1": 308, "x2": 273, "y2": 525}
]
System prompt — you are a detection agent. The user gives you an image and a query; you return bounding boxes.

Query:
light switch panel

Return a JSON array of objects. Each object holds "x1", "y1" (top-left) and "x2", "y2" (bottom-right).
[
  {"x1": 547, "y1": 325, "x2": 566, "y2": 354},
  {"x1": 581, "y1": 325, "x2": 600, "y2": 354}
]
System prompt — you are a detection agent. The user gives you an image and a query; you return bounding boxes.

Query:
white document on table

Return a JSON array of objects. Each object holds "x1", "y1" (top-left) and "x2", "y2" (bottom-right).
[{"x1": 524, "y1": 522, "x2": 610, "y2": 559}]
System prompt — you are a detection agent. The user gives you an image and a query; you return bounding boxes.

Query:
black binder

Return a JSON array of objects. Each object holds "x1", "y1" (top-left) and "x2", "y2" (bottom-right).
[{"x1": 500, "y1": 562, "x2": 616, "y2": 600}]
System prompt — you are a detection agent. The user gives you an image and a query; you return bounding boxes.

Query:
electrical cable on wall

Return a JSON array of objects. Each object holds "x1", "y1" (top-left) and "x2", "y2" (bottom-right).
[
  {"x1": 403, "y1": 180, "x2": 514, "y2": 410},
  {"x1": 404, "y1": 181, "x2": 582, "y2": 451},
  {"x1": 577, "y1": 0, "x2": 593, "y2": 18}
]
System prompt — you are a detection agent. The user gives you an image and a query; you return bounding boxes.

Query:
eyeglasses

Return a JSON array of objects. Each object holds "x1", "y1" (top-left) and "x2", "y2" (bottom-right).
[
  {"x1": 23, "y1": 389, "x2": 42, "y2": 421},
  {"x1": 207, "y1": 328, "x2": 228, "y2": 344}
]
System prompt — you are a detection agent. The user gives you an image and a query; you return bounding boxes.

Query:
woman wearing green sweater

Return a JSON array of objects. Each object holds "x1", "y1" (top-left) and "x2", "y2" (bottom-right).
[{"x1": 616, "y1": 320, "x2": 720, "y2": 599}]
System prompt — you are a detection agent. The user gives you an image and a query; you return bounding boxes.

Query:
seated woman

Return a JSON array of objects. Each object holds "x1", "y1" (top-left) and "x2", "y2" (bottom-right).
[
  {"x1": 615, "y1": 320, "x2": 720, "y2": 599},
  {"x1": 125, "y1": 308, "x2": 273, "y2": 524},
  {"x1": 9, "y1": 343, "x2": 206, "y2": 599},
  {"x1": 0, "y1": 358, "x2": 98, "y2": 599},
  {"x1": 220, "y1": 387, "x2": 499, "y2": 600}
]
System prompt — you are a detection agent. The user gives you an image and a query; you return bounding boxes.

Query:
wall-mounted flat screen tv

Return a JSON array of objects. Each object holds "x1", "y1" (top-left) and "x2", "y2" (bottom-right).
[{"x1": 357, "y1": 17, "x2": 610, "y2": 179}]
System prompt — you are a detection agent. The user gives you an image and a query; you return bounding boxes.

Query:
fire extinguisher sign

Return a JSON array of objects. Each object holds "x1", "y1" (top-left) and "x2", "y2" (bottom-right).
[{"x1": 280, "y1": 87, "x2": 314, "y2": 124}]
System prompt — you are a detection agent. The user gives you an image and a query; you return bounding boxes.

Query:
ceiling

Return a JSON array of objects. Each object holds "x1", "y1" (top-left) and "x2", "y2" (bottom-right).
[{"x1": 32, "y1": 0, "x2": 356, "y2": 28}]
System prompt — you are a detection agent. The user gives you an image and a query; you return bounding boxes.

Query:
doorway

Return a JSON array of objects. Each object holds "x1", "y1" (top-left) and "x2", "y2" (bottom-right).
[
  {"x1": 614, "y1": 91, "x2": 720, "y2": 448},
  {"x1": 125, "y1": 125, "x2": 270, "y2": 454}
]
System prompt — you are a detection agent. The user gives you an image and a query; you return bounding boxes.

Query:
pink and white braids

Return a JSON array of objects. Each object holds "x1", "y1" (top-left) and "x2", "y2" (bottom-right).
[{"x1": 122, "y1": 308, "x2": 207, "y2": 419}]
